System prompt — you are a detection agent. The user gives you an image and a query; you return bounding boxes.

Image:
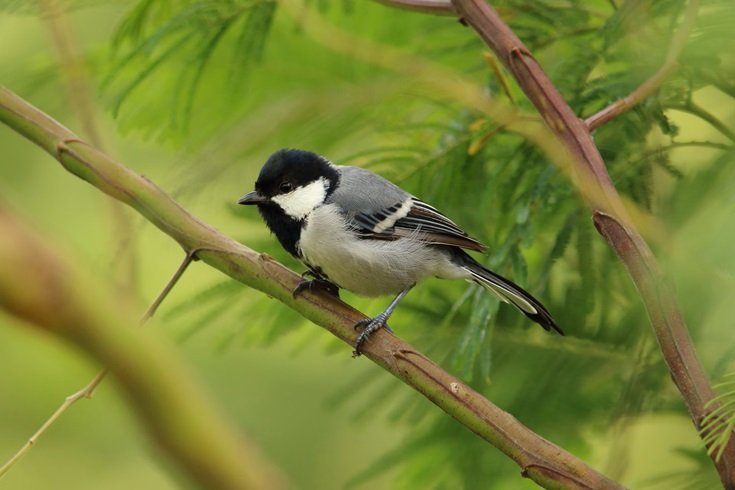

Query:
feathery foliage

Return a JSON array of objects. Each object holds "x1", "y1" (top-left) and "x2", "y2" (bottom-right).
[
  {"x1": 107, "y1": 0, "x2": 733, "y2": 487},
  {"x1": 1, "y1": 0, "x2": 734, "y2": 488},
  {"x1": 103, "y1": 0, "x2": 276, "y2": 139},
  {"x1": 702, "y1": 373, "x2": 735, "y2": 462}
]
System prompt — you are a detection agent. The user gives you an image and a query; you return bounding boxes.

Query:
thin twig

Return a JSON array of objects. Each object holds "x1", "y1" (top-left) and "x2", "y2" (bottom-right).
[
  {"x1": 0, "y1": 371, "x2": 107, "y2": 478},
  {"x1": 700, "y1": 72, "x2": 735, "y2": 100},
  {"x1": 585, "y1": 0, "x2": 699, "y2": 131},
  {"x1": 40, "y1": 0, "x2": 103, "y2": 147},
  {"x1": 141, "y1": 250, "x2": 198, "y2": 322},
  {"x1": 626, "y1": 140, "x2": 733, "y2": 170},
  {"x1": 483, "y1": 52, "x2": 516, "y2": 104},
  {"x1": 373, "y1": 0, "x2": 455, "y2": 15},
  {"x1": 668, "y1": 101, "x2": 735, "y2": 143},
  {"x1": 0, "y1": 251, "x2": 196, "y2": 479},
  {"x1": 0, "y1": 207, "x2": 284, "y2": 489}
]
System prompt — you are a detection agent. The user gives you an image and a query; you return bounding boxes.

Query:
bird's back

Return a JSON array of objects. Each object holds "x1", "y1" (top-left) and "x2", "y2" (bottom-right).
[{"x1": 328, "y1": 166, "x2": 410, "y2": 216}]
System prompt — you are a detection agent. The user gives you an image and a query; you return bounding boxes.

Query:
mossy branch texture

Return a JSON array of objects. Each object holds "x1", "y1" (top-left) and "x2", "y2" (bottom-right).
[{"x1": 0, "y1": 84, "x2": 621, "y2": 489}]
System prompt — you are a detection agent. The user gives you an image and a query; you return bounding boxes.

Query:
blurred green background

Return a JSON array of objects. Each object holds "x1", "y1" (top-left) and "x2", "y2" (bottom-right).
[{"x1": 1, "y1": 1, "x2": 734, "y2": 489}]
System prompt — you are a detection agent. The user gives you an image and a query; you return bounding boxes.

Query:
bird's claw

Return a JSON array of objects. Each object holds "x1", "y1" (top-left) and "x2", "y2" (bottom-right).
[
  {"x1": 292, "y1": 278, "x2": 340, "y2": 299},
  {"x1": 352, "y1": 315, "x2": 391, "y2": 357}
]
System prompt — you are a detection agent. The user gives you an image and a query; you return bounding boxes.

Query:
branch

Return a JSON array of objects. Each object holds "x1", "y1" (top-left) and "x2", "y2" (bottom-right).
[
  {"x1": 0, "y1": 9, "x2": 148, "y2": 470},
  {"x1": 449, "y1": 0, "x2": 735, "y2": 486},
  {"x1": 668, "y1": 100, "x2": 735, "y2": 143},
  {"x1": 40, "y1": 0, "x2": 138, "y2": 294},
  {"x1": 0, "y1": 205, "x2": 284, "y2": 490},
  {"x1": 0, "y1": 85, "x2": 621, "y2": 489},
  {"x1": 0, "y1": 371, "x2": 107, "y2": 479},
  {"x1": 585, "y1": 0, "x2": 700, "y2": 131},
  {"x1": 0, "y1": 252, "x2": 195, "y2": 478},
  {"x1": 628, "y1": 140, "x2": 733, "y2": 170},
  {"x1": 372, "y1": 0, "x2": 455, "y2": 15}
]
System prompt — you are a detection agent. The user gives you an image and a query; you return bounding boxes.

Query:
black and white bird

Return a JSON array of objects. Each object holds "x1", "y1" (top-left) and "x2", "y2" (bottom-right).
[{"x1": 238, "y1": 149, "x2": 562, "y2": 355}]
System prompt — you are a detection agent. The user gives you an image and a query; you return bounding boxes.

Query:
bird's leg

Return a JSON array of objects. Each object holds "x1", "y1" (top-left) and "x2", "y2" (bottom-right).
[
  {"x1": 293, "y1": 269, "x2": 340, "y2": 298},
  {"x1": 353, "y1": 286, "x2": 413, "y2": 357}
]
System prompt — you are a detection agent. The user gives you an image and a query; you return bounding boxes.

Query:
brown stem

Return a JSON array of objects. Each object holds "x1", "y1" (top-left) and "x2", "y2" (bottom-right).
[
  {"x1": 450, "y1": 0, "x2": 735, "y2": 486},
  {"x1": 450, "y1": 1, "x2": 620, "y2": 210},
  {"x1": 585, "y1": 0, "x2": 699, "y2": 131},
  {"x1": 0, "y1": 84, "x2": 621, "y2": 490}
]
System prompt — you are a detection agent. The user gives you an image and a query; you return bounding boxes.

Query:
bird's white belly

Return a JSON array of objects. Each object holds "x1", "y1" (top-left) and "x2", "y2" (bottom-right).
[{"x1": 298, "y1": 205, "x2": 462, "y2": 297}]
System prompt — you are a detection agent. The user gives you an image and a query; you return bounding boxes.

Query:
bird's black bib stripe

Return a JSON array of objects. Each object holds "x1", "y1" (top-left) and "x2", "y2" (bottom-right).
[{"x1": 257, "y1": 205, "x2": 303, "y2": 258}]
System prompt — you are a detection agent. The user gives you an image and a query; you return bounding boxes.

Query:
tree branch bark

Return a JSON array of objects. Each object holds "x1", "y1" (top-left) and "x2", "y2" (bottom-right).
[
  {"x1": 448, "y1": 0, "x2": 735, "y2": 487},
  {"x1": 0, "y1": 253, "x2": 195, "y2": 478},
  {"x1": 0, "y1": 84, "x2": 621, "y2": 489},
  {"x1": 0, "y1": 204, "x2": 284, "y2": 490}
]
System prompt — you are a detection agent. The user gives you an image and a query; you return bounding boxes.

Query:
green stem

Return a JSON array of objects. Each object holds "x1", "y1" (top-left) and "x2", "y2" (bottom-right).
[
  {"x1": 0, "y1": 204, "x2": 284, "y2": 490},
  {"x1": 668, "y1": 101, "x2": 735, "y2": 143}
]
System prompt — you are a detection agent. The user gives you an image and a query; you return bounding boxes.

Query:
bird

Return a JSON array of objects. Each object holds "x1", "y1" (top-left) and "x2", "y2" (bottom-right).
[{"x1": 238, "y1": 149, "x2": 562, "y2": 356}]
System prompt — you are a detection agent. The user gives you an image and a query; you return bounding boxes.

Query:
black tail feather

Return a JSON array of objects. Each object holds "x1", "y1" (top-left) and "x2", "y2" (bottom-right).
[{"x1": 452, "y1": 250, "x2": 563, "y2": 335}]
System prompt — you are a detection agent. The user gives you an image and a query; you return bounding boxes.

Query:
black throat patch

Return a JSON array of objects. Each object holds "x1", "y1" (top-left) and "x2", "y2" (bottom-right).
[{"x1": 257, "y1": 204, "x2": 303, "y2": 258}]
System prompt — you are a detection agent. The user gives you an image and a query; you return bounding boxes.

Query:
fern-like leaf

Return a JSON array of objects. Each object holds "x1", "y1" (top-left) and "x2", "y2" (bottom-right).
[{"x1": 701, "y1": 373, "x2": 735, "y2": 461}]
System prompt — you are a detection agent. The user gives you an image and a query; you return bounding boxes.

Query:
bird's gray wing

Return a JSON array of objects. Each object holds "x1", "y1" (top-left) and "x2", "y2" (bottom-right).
[{"x1": 329, "y1": 166, "x2": 486, "y2": 252}]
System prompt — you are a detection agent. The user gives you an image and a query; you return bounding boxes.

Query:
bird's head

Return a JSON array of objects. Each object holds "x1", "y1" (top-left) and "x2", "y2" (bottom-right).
[{"x1": 238, "y1": 149, "x2": 340, "y2": 220}]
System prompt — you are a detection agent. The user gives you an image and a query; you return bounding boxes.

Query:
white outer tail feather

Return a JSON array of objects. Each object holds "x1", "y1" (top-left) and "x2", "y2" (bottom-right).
[{"x1": 462, "y1": 266, "x2": 539, "y2": 315}]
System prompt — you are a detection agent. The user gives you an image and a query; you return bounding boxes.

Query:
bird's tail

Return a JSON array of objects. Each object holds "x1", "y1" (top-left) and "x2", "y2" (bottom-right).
[{"x1": 454, "y1": 251, "x2": 563, "y2": 335}]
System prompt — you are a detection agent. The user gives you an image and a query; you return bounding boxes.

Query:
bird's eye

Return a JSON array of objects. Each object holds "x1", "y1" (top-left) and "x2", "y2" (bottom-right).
[{"x1": 279, "y1": 182, "x2": 293, "y2": 193}]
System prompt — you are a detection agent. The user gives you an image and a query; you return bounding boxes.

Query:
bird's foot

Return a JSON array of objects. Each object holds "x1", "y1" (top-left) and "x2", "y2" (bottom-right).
[
  {"x1": 301, "y1": 269, "x2": 319, "y2": 279},
  {"x1": 352, "y1": 313, "x2": 391, "y2": 357},
  {"x1": 292, "y1": 277, "x2": 340, "y2": 299}
]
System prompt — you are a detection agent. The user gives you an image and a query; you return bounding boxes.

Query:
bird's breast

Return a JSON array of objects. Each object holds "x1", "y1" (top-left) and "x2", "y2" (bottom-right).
[{"x1": 298, "y1": 204, "x2": 454, "y2": 297}]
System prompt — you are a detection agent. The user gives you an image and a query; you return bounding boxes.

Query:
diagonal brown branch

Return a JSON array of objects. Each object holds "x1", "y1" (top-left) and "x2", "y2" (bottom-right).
[
  {"x1": 0, "y1": 84, "x2": 621, "y2": 490},
  {"x1": 447, "y1": 0, "x2": 735, "y2": 487}
]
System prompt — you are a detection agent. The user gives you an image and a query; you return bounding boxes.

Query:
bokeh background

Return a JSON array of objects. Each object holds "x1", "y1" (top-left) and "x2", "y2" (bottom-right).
[{"x1": 1, "y1": 1, "x2": 734, "y2": 488}]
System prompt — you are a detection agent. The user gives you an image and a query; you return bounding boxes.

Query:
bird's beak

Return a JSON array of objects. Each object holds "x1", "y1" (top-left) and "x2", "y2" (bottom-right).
[{"x1": 237, "y1": 191, "x2": 269, "y2": 205}]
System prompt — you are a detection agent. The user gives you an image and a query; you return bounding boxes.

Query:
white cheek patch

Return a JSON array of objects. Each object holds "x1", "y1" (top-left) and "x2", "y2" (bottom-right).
[{"x1": 272, "y1": 178, "x2": 328, "y2": 220}]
